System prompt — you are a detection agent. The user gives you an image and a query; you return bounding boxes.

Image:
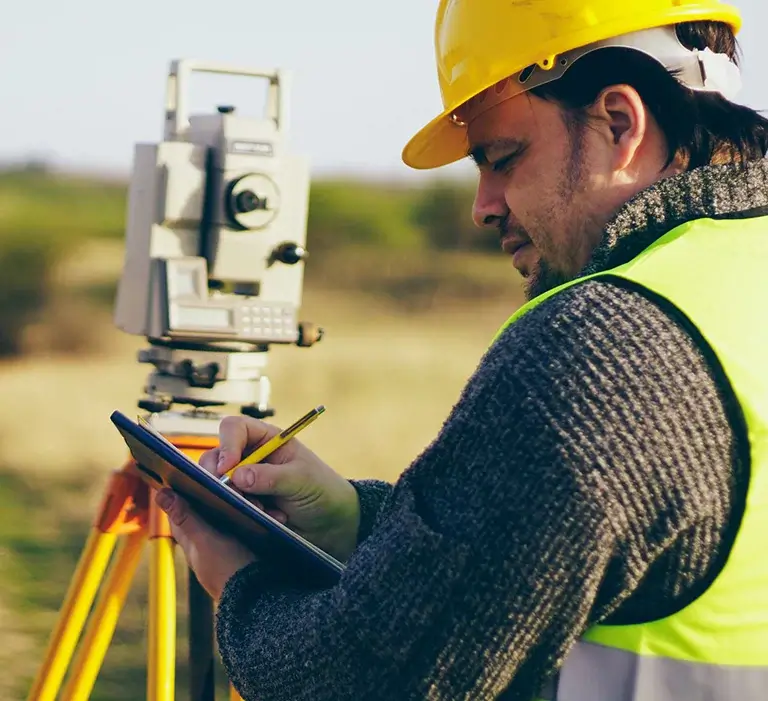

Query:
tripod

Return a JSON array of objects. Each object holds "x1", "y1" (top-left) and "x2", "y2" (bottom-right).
[{"x1": 26, "y1": 411, "x2": 243, "y2": 701}]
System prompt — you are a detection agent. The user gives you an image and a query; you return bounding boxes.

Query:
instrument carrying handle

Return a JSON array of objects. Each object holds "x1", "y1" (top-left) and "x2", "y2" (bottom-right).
[{"x1": 164, "y1": 59, "x2": 289, "y2": 138}]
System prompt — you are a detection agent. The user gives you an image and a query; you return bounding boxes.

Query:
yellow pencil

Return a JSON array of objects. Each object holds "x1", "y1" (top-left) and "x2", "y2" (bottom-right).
[{"x1": 220, "y1": 405, "x2": 326, "y2": 486}]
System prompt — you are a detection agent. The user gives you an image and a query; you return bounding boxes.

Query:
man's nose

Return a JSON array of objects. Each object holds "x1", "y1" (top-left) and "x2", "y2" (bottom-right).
[{"x1": 472, "y1": 174, "x2": 508, "y2": 230}]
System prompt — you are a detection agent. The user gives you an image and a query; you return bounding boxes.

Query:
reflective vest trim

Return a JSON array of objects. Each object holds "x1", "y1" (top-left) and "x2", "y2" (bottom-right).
[{"x1": 538, "y1": 641, "x2": 768, "y2": 701}]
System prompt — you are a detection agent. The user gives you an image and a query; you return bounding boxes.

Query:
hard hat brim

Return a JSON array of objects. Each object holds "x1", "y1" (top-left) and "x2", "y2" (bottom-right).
[{"x1": 401, "y1": 106, "x2": 469, "y2": 171}]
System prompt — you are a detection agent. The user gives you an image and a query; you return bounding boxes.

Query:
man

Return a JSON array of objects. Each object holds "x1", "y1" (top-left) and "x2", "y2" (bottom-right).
[{"x1": 156, "y1": 1, "x2": 768, "y2": 699}]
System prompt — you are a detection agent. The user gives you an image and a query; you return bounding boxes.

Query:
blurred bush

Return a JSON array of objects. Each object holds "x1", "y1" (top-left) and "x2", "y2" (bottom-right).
[
  {"x1": 0, "y1": 166, "x2": 127, "y2": 356},
  {"x1": 308, "y1": 180, "x2": 426, "y2": 251},
  {"x1": 0, "y1": 167, "x2": 127, "y2": 240},
  {"x1": 0, "y1": 226, "x2": 63, "y2": 355},
  {"x1": 410, "y1": 179, "x2": 497, "y2": 253}
]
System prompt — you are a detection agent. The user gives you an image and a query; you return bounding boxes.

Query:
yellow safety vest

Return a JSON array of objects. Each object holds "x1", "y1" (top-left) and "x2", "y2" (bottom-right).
[{"x1": 492, "y1": 214, "x2": 768, "y2": 700}]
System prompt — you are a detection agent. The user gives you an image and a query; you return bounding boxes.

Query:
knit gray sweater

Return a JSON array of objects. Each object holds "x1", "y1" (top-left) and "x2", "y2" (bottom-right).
[{"x1": 215, "y1": 160, "x2": 768, "y2": 700}]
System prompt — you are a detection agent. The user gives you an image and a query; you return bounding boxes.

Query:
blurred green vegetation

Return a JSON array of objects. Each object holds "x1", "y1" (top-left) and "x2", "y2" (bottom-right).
[
  {"x1": 0, "y1": 164, "x2": 511, "y2": 357},
  {"x1": 0, "y1": 166, "x2": 129, "y2": 355}
]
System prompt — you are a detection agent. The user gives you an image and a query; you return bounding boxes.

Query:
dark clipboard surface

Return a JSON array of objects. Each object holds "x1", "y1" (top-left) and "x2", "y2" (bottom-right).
[{"x1": 110, "y1": 410, "x2": 344, "y2": 585}]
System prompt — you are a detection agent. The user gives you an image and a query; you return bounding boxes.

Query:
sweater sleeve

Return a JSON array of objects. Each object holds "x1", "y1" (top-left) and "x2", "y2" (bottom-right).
[
  {"x1": 215, "y1": 280, "x2": 739, "y2": 701},
  {"x1": 349, "y1": 479, "x2": 393, "y2": 544}
]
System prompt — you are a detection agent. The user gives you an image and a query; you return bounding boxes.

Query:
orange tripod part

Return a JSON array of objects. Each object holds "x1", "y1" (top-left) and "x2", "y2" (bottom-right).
[{"x1": 94, "y1": 466, "x2": 150, "y2": 535}]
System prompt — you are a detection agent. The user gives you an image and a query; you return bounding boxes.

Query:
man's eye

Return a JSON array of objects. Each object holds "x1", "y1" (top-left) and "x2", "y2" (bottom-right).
[{"x1": 491, "y1": 153, "x2": 518, "y2": 173}]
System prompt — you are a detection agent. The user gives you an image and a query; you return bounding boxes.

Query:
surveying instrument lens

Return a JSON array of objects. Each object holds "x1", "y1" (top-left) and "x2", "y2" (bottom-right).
[{"x1": 234, "y1": 190, "x2": 265, "y2": 212}]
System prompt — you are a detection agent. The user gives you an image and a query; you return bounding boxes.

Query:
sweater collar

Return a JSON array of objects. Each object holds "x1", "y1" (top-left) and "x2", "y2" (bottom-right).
[{"x1": 580, "y1": 159, "x2": 768, "y2": 277}]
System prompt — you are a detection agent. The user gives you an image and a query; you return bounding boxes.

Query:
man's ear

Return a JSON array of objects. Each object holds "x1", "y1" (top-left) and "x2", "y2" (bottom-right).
[{"x1": 587, "y1": 85, "x2": 647, "y2": 172}]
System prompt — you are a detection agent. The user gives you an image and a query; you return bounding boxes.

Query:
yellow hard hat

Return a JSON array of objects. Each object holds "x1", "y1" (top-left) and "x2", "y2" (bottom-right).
[{"x1": 402, "y1": 0, "x2": 743, "y2": 170}]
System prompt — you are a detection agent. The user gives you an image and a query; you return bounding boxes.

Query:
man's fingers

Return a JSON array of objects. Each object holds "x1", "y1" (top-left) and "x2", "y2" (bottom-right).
[
  {"x1": 230, "y1": 462, "x2": 302, "y2": 498},
  {"x1": 247, "y1": 497, "x2": 265, "y2": 511},
  {"x1": 242, "y1": 494, "x2": 287, "y2": 523},
  {"x1": 199, "y1": 448, "x2": 221, "y2": 475},
  {"x1": 155, "y1": 490, "x2": 199, "y2": 549},
  {"x1": 157, "y1": 489, "x2": 190, "y2": 526},
  {"x1": 266, "y1": 509, "x2": 288, "y2": 524},
  {"x1": 216, "y1": 416, "x2": 282, "y2": 475}
]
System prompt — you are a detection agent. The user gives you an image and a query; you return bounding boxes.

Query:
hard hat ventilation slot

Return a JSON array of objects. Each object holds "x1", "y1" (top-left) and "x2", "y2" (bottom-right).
[{"x1": 518, "y1": 65, "x2": 536, "y2": 84}]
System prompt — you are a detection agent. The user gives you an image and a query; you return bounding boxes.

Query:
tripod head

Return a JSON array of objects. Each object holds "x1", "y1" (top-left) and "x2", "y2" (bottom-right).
[{"x1": 114, "y1": 59, "x2": 322, "y2": 421}]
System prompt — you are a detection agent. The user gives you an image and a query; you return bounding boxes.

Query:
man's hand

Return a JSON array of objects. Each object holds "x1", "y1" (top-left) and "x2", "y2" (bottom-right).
[
  {"x1": 199, "y1": 415, "x2": 362, "y2": 563},
  {"x1": 156, "y1": 489, "x2": 257, "y2": 600},
  {"x1": 155, "y1": 414, "x2": 362, "y2": 599}
]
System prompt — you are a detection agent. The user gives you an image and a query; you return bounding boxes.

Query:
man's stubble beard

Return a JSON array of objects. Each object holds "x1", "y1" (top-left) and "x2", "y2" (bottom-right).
[
  {"x1": 524, "y1": 116, "x2": 592, "y2": 301},
  {"x1": 525, "y1": 260, "x2": 570, "y2": 301}
]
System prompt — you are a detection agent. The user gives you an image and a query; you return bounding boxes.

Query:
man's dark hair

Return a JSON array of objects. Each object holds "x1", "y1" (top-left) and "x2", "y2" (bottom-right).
[{"x1": 531, "y1": 21, "x2": 768, "y2": 170}]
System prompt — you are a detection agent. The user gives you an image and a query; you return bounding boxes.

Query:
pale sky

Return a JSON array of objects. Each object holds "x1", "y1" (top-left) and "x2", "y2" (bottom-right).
[{"x1": 1, "y1": 0, "x2": 766, "y2": 181}]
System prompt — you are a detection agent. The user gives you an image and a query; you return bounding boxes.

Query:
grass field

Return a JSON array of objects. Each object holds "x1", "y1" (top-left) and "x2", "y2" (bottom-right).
[{"x1": 0, "y1": 235, "x2": 525, "y2": 698}]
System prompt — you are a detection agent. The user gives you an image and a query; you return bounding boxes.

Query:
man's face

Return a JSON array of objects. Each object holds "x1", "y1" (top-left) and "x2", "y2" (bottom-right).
[{"x1": 468, "y1": 92, "x2": 611, "y2": 300}]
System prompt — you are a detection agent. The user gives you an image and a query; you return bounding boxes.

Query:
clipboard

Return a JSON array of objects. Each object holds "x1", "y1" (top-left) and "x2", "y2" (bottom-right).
[{"x1": 110, "y1": 409, "x2": 345, "y2": 586}]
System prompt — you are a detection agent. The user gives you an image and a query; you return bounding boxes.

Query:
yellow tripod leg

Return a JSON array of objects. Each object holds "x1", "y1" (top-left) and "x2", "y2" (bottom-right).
[
  {"x1": 148, "y1": 499, "x2": 177, "y2": 701},
  {"x1": 59, "y1": 530, "x2": 147, "y2": 700},
  {"x1": 26, "y1": 468, "x2": 149, "y2": 701},
  {"x1": 26, "y1": 528, "x2": 118, "y2": 701},
  {"x1": 171, "y1": 433, "x2": 239, "y2": 701}
]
